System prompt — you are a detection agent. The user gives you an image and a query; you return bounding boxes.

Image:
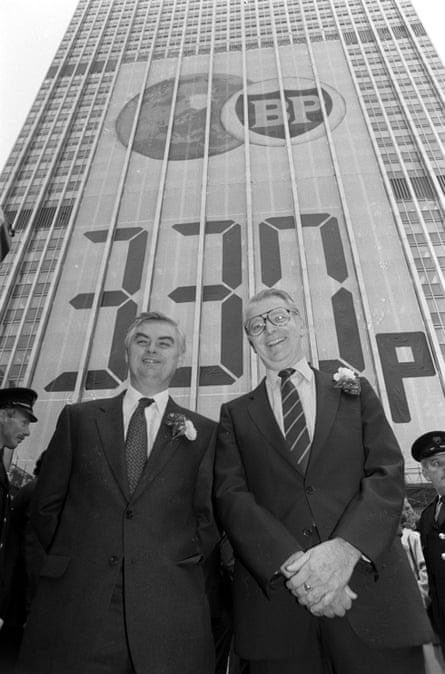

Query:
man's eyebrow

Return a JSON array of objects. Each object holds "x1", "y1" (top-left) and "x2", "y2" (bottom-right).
[{"x1": 133, "y1": 330, "x2": 176, "y2": 343}]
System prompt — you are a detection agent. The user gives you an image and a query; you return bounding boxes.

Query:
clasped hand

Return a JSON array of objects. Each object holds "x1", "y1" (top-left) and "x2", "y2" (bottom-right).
[{"x1": 280, "y1": 538, "x2": 361, "y2": 618}]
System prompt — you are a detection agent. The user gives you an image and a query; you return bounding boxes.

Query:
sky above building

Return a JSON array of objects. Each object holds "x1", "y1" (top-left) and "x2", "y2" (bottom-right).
[{"x1": 0, "y1": 0, "x2": 444, "y2": 174}]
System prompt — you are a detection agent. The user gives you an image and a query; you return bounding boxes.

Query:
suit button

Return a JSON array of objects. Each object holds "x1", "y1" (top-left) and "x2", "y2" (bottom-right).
[
  {"x1": 441, "y1": 553, "x2": 445, "y2": 561},
  {"x1": 303, "y1": 527, "x2": 313, "y2": 537},
  {"x1": 439, "y1": 533, "x2": 445, "y2": 540},
  {"x1": 108, "y1": 555, "x2": 119, "y2": 566},
  {"x1": 126, "y1": 510, "x2": 134, "y2": 520},
  {"x1": 305, "y1": 486, "x2": 314, "y2": 495}
]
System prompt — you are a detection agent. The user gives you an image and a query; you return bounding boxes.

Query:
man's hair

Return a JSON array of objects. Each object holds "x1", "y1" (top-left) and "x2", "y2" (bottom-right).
[
  {"x1": 124, "y1": 311, "x2": 186, "y2": 354},
  {"x1": 244, "y1": 288, "x2": 299, "y2": 319},
  {"x1": 0, "y1": 407, "x2": 19, "y2": 419}
]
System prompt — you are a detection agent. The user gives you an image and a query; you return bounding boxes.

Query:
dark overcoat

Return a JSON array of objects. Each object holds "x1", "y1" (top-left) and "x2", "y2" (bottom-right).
[
  {"x1": 214, "y1": 369, "x2": 432, "y2": 660},
  {"x1": 17, "y1": 393, "x2": 218, "y2": 674},
  {"x1": 419, "y1": 497, "x2": 445, "y2": 654}
]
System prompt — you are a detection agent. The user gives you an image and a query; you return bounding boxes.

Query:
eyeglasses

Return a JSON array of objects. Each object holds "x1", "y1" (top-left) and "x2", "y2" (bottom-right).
[{"x1": 244, "y1": 306, "x2": 299, "y2": 337}]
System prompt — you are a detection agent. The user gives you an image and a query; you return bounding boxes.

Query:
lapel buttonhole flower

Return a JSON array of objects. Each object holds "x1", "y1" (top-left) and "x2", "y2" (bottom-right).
[
  {"x1": 332, "y1": 367, "x2": 361, "y2": 395},
  {"x1": 165, "y1": 413, "x2": 198, "y2": 441}
]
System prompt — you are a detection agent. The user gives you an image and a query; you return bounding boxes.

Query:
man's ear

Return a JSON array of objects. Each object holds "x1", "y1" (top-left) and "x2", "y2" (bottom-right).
[
  {"x1": 248, "y1": 338, "x2": 257, "y2": 353},
  {"x1": 421, "y1": 463, "x2": 431, "y2": 483}
]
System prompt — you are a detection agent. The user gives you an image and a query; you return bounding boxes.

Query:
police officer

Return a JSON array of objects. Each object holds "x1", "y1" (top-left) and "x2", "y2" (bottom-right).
[
  {"x1": 0, "y1": 387, "x2": 38, "y2": 670},
  {"x1": 412, "y1": 431, "x2": 445, "y2": 658}
]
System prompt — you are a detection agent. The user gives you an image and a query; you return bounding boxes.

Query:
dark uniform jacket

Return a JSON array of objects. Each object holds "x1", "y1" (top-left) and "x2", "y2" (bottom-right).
[
  {"x1": 0, "y1": 454, "x2": 21, "y2": 625},
  {"x1": 0, "y1": 454, "x2": 12, "y2": 619},
  {"x1": 419, "y1": 497, "x2": 445, "y2": 654}
]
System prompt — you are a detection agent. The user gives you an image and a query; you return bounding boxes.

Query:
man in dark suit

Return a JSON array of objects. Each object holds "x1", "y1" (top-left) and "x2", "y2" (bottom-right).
[
  {"x1": 0, "y1": 387, "x2": 38, "y2": 672},
  {"x1": 412, "y1": 431, "x2": 445, "y2": 658},
  {"x1": 17, "y1": 311, "x2": 219, "y2": 674},
  {"x1": 215, "y1": 288, "x2": 431, "y2": 674}
]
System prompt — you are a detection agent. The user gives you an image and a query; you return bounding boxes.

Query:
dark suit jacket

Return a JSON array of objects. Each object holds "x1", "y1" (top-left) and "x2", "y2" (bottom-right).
[
  {"x1": 214, "y1": 369, "x2": 432, "y2": 660},
  {"x1": 17, "y1": 393, "x2": 218, "y2": 674},
  {"x1": 419, "y1": 498, "x2": 445, "y2": 649}
]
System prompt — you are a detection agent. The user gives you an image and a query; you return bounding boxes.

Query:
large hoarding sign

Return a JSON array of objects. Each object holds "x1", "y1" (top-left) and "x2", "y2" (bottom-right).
[
  {"x1": 116, "y1": 74, "x2": 346, "y2": 158},
  {"x1": 29, "y1": 45, "x2": 444, "y2": 472}
]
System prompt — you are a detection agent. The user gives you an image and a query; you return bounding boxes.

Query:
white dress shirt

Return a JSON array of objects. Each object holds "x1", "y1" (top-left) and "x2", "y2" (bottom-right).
[
  {"x1": 265, "y1": 358, "x2": 316, "y2": 441},
  {"x1": 123, "y1": 384, "x2": 169, "y2": 458}
]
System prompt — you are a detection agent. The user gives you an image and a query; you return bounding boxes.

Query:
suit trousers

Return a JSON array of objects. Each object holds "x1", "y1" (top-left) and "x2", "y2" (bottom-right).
[
  {"x1": 86, "y1": 568, "x2": 135, "y2": 674},
  {"x1": 247, "y1": 613, "x2": 426, "y2": 674}
]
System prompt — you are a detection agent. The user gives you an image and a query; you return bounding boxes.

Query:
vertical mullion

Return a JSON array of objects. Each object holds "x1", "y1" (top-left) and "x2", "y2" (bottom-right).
[
  {"x1": 241, "y1": 0, "x2": 259, "y2": 386},
  {"x1": 189, "y1": 0, "x2": 217, "y2": 410},
  {"x1": 139, "y1": 0, "x2": 191, "y2": 313},
  {"x1": 267, "y1": 0, "x2": 318, "y2": 365}
]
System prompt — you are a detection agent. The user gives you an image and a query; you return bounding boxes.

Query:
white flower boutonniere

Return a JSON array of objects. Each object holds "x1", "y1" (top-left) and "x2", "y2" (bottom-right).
[
  {"x1": 165, "y1": 413, "x2": 198, "y2": 441},
  {"x1": 332, "y1": 367, "x2": 361, "y2": 395}
]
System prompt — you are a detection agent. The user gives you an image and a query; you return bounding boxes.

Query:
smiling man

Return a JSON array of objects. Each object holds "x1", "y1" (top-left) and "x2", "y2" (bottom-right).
[
  {"x1": 215, "y1": 288, "x2": 431, "y2": 674},
  {"x1": 17, "y1": 312, "x2": 219, "y2": 674}
]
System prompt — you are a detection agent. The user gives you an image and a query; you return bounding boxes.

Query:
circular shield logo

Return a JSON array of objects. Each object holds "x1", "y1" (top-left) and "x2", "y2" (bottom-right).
[{"x1": 221, "y1": 77, "x2": 346, "y2": 146}]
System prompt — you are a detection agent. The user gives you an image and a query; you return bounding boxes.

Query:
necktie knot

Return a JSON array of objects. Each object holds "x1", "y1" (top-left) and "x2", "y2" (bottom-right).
[
  {"x1": 138, "y1": 397, "x2": 154, "y2": 409},
  {"x1": 278, "y1": 368, "x2": 295, "y2": 382}
]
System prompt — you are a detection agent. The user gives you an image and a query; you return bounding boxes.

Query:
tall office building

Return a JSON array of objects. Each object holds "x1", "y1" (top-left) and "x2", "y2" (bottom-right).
[{"x1": 1, "y1": 0, "x2": 445, "y2": 483}]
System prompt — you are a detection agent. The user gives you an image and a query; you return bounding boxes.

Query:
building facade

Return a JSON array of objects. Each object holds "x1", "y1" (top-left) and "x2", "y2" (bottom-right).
[{"x1": 1, "y1": 0, "x2": 445, "y2": 482}]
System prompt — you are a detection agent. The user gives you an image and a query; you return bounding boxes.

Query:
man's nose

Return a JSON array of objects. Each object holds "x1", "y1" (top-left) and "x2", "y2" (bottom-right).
[{"x1": 264, "y1": 318, "x2": 275, "y2": 333}]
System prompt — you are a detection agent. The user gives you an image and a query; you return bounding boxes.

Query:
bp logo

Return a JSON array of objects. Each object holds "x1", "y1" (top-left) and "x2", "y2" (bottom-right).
[
  {"x1": 221, "y1": 77, "x2": 346, "y2": 146},
  {"x1": 116, "y1": 74, "x2": 345, "y2": 160}
]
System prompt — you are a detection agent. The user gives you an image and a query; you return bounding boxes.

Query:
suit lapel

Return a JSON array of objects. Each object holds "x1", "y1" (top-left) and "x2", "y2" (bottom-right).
[
  {"x1": 306, "y1": 369, "x2": 341, "y2": 474},
  {"x1": 247, "y1": 380, "x2": 300, "y2": 474},
  {"x1": 132, "y1": 397, "x2": 183, "y2": 497},
  {"x1": 95, "y1": 392, "x2": 128, "y2": 499}
]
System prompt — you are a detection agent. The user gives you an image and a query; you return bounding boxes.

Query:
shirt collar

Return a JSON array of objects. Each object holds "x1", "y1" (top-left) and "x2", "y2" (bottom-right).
[
  {"x1": 266, "y1": 358, "x2": 312, "y2": 387},
  {"x1": 125, "y1": 383, "x2": 169, "y2": 414}
]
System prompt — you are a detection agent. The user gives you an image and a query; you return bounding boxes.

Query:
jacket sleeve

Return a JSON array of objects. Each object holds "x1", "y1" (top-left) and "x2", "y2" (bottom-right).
[
  {"x1": 214, "y1": 402, "x2": 300, "y2": 595},
  {"x1": 193, "y1": 419, "x2": 220, "y2": 559},
  {"x1": 331, "y1": 377, "x2": 405, "y2": 566},
  {"x1": 30, "y1": 405, "x2": 73, "y2": 552}
]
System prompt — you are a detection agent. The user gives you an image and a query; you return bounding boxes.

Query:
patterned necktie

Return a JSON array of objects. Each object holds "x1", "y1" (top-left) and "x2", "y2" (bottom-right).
[
  {"x1": 435, "y1": 495, "x2": 445, "y2": 528},
  {"x1": 125, "y1": 397, "x2": 154, "y2": 494},
  {"x1": 278, "y1": 369, "x2": 311, "y2": 474}
]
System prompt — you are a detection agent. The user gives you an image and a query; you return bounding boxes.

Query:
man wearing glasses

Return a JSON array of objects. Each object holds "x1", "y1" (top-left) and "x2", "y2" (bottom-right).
[{"x1": 215, "y1": 288, "x2": 431, "y2": 674}]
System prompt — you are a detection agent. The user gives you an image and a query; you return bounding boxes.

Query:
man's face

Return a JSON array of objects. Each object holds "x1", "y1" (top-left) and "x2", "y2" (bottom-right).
[
  {"x1": 126, "y1": 320, "x2": 183, "y2": 394},
  {"x1": 422, "y1": 452, "x2": 445, "y2": 496},
  {"x1": 0, "y1": 408, "x2": 31, "y2": 450},
  {"x1": 246, "y1": 296, "x2": 304, "y2": 371}
]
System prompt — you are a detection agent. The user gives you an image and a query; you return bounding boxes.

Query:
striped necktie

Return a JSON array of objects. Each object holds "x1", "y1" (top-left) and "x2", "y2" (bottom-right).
[
  {"x1": 125, "y1": 397, "x2": 154, "y2": 494},
  {"x1": 278, "y1": 368, "x2": 311, "y2": 474}
]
